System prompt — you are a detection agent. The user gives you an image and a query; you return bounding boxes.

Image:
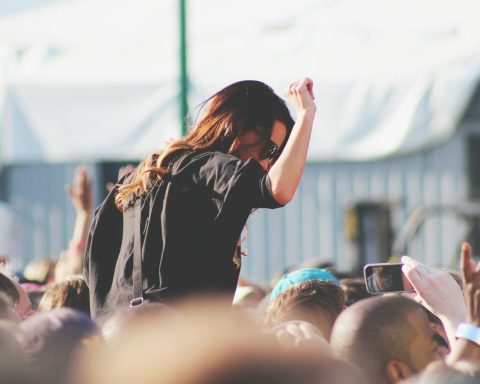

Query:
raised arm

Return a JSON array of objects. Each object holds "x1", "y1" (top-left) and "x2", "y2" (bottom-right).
[
  {"x1": 448, "y1": 242, "x2": 480, "y2": 364},
  {"x1": 401, "y1": 255, "x2": 466, "y2": 349},
  {"x1": 56, "y1": 166, "x2": 93, "y2": 282},
  {"x1": 67, "y1": 165, "x2": 93, "y2": 247},
  {"x1": 267, "y1": 78, "x2": 316, "y2": 205}
]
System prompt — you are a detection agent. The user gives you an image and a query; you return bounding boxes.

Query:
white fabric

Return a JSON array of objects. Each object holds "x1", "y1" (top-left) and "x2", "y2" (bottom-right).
[
  {"x1": 189, "y1": 0, "x2": 480, "y2": 160},
  {"x1": 0, "y1": 0, "x2": 180, "y2": 163},
  {"x1": 1, "y1": 0, "x2": 480, "y2": 164},
  {"x1": 3, "y1": 82, "x2": 179, "y2": 162}
]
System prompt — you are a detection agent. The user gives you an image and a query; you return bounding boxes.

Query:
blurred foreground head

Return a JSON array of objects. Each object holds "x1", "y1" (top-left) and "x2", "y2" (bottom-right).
[
  {"x1": 73, "y1": 296, "x2": 363, "y2": 384},
  {"x1": 331, "y1": 296, "x2": 440, "y2": 384},
  {"x1": 19, "y1": 308, "x2": 99, "y2": 384},
  {"x1": 0, "y1": 322, "x2": 34, "y2": 384}
]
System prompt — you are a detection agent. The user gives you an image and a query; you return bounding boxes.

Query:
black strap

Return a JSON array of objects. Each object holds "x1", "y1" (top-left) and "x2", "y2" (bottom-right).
[{"x1": 130, "y1": 198, "x2": 144, "y2": 307}]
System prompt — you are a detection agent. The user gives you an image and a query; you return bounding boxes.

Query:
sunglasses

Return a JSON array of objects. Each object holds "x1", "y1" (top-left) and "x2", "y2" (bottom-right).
[{"x1": 259, "y1": 140, "x2": 280, "y2": 162}]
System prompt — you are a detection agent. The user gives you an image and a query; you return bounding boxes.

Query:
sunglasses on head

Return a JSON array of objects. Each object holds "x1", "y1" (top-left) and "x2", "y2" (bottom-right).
[{"x1": 259, "y1": 140, "x2": 280, "y2": 162}]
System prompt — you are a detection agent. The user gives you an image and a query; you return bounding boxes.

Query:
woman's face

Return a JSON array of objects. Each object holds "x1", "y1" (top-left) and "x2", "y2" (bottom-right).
[{"x1": 236, "y1": 120, "x2": 287, "y2": 172}]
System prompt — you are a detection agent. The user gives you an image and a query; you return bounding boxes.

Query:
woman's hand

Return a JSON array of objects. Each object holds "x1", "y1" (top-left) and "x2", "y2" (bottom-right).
[{"x1": 284, "y1": 78, "x2": 316, "y2": 116}]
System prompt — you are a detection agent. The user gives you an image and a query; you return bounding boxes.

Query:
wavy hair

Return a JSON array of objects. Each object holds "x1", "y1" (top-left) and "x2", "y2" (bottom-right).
[{"x1": 115, "y1": 80, "x2": 294, "y2": 210}]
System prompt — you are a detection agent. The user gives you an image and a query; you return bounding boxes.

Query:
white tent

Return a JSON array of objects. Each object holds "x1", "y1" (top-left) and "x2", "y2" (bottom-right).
[
  {"x1": 1, "y1": 0, "x2": 480, "y2": 164},
  {"x1": 0, "y1": 0, "x2": 180, "y2": 163}
]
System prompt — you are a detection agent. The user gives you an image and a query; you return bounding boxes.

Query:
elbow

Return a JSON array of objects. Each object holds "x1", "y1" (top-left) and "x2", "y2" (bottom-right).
[
  {"x1": 272, "y1": 190, "x2": 295, "y2": 205},
  {"x1": 268, "y1": 174, "x2": 297, "y2": 205}
]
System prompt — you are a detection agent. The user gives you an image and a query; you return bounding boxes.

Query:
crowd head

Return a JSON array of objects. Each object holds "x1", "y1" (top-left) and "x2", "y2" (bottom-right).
[
  {"x1": 0, "y1": 94, "x2": 480, "y2": 384},
  {"x1": 73, "y1": 298, "x2": 363, "y2": 384},
  {"x1": 331, "y1": 296, "x2": 441, "y2": 384},
  {"x1": 265, "y1": 280, "x2": 345, "y2": 341}
]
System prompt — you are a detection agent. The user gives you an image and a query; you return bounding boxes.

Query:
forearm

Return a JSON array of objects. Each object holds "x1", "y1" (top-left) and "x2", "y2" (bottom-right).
[
  {"x1": 440, "y1": 313, "x2": 465, "y2": 350},
  {"x1": 448, "y1": 338, "x2": 480, "y2": 364},
  {"x1": 71, "y1": 210, "x2": 91, "y2": 245},
  {"x1": 268, "y1": 110, "x2": 315, "y2": 205}
]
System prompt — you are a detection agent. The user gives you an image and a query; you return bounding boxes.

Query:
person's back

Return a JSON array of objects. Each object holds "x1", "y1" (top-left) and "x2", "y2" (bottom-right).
[
  {"x1": 122, "y1": 151, "x2": 278, "y2": 297},
  {"x1": 87, "y1": 150, "x2": 283, "y2": 323}
]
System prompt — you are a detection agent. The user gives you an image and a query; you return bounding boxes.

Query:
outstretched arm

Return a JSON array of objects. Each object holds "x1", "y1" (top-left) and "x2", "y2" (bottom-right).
[
  {"x1": 56, "y1": 166, "x2": 93, "y2": 282},
  {"x1": 267, "y1": 78, "x2": 316, "y2": 205}
]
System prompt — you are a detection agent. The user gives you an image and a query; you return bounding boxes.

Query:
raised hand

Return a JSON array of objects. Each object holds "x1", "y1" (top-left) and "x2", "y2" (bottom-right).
[
  {"x1": 401, "y1": 255, "x2": 466, "y2": 348},
  {"x1": 283, "y1": 77, "x2": 316, "y2": 116},
  {"x1": 460, "y1": 242, "x2": 480, "y2": 326},
  {"x1": 65, "y1": 165, "x2": 93, "y2": 214},
  {"x1": 447, "y1": 242, "x2": 480, "y2": 364}
]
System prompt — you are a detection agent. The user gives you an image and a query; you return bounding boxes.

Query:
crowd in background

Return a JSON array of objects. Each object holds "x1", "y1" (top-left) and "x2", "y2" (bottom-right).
[{"x1": 1, "y1": 165, "x2": 480, "y2": 384}]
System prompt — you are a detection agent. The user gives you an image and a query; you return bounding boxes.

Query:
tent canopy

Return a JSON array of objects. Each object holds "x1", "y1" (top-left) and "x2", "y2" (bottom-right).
[{"x1": 1, "y1": 0, "x2": 480, "y2": 164}]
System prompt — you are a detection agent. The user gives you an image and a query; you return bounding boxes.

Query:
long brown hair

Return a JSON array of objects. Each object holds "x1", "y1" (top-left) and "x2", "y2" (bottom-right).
[{"x1": 115, "y1": 80, "x2": 294, "y2": 210}]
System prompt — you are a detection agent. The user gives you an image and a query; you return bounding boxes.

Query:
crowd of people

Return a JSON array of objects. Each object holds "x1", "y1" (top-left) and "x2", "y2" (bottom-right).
[
  {"x1": 1, "y1": 168, "x2": 479, "y2": 384},
  {"x1": 1, "y1": 78, "x2": 480, "y2": 384}
]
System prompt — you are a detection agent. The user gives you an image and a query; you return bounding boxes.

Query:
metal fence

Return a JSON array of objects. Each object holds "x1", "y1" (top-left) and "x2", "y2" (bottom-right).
[{"x1": 0, "y1": 129, "x2": 474, "y2": 284}]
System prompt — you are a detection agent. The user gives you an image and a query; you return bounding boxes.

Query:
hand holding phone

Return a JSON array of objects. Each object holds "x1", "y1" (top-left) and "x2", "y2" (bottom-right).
[
  {"x1": 364, "y1": 263, "x2": 415, "y2": 294},
  {"x1": 401, "y1": 255, "x2": 466, "y2": 348}
]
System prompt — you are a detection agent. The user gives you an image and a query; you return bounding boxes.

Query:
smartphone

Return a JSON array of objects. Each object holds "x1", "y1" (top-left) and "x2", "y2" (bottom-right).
[{"x1": 364, "y1": 263, "x2": 415, "y2": 294}]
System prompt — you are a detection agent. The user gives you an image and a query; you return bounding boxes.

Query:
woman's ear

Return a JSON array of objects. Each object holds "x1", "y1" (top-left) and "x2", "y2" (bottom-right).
[{"x1": 385, "y1": 360, "x2": 413, "y2": 384}]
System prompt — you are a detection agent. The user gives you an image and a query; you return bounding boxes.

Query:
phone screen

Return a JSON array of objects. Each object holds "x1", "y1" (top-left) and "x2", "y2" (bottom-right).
[{"x1": 364, "y1": 263, "x2": 414, "y2": 294}]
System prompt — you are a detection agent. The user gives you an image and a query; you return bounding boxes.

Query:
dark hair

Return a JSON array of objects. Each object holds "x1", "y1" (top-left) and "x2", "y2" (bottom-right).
[
  {"x1": 0, "y1": 272, "x2": 19, "y2": 305},
  {"x1": 115, "y1": 80, "x2": 294, "y2": 210},
  {"x1": 0, "y1": 292, "x2": 14, "y2": 320},
  {"x1": 340, "y1": 278, "x2": 373, "y2": 306},
  {"x1": 264, "y1": 280, "x2": 345, "y2": 334}
]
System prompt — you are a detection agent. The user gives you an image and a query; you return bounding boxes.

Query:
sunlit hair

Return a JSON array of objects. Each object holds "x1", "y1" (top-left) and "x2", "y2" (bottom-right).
[
  {"x1": 38, "y1": 275, "x2": 90, "y2": 316},
  {"x1": 264, "y1": 280, "x2": 346, "y2": 335},
  {"x1": 115, "y1": 80, "x2": 294, "y2": 210}
]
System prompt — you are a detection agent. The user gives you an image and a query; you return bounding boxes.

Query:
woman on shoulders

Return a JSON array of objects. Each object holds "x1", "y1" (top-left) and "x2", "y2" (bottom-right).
[{"x1": 85, "y1": 78, "x2": 316, "y2": 324}]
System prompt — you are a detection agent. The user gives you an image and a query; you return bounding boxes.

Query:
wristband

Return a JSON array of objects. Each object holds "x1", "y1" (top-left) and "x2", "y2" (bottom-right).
[{"x1": 455, "y1": 323, "x2": 480, "y2": 345}]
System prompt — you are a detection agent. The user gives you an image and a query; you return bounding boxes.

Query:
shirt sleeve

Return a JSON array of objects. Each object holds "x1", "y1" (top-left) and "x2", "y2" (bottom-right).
[{"x1": 190, "y1": 152, "x2": 284, "y2": 211}]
